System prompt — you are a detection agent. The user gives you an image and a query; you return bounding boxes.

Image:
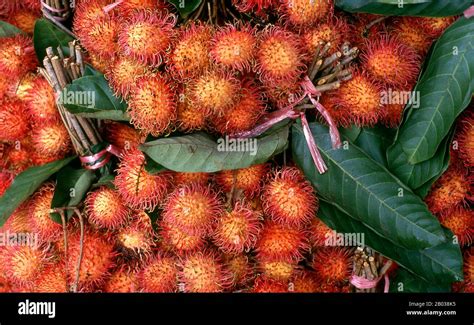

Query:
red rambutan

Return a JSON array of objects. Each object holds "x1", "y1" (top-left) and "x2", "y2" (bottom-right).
[
  {"x1": 252, "y1": 276, "x2": 288, "y2": 293},
  {"x1": 0, "y1": 35, "x2": 37, "y2": 78},
  {"x1": 308, "y1": 217, "x2": 334, "y2": 247},
  {"x1": 103, "y1": 266, "x2": 138, "y2": 293},
  {"x1": 105, "y1": 56, "x2": 150, "y2": 98},
  {"x1": 303, "y1": 18, "x2": 349, "y2": 55},
  {"x1": 7, "y1": 8, "x2": 40, "y2": 34},
  {"x1": 0, "y1": 99, "x2": 29, "y2": 142},
  {"x1": 392, "y1": 17, "x2": 433, "y2": 55},
  {"x1": 81, "y1": 15, "x2": 120, "y2": 59},
  {"x1": 215, "y1": 163, "x2": 269, "y2": 199},
  {"x1": 259, "y1": 259, "x2": 298, "y2": 282},
  {"x1": 232, "y1": 0, "x2": 274, "y2": 13},
  {"x1": 33, "y1": 262, "x2": 68, "y2": 293},
  {"x1": 31, "y1": 122, "x2": 71, "y2": 159},
  {"x1": 312, "y1": 247, "x2": 353, "y2": 284},
  {"x1": 438, "y1": 207, "x2": 473, "y2": 246},
  {"x1": 159, "y1": 219, "x2": 205, "y2": 254},
  {"x1": 0, "y1": 170, "x2": 13, "y2": 196},
  {"x1": 116, "y1": 211, "x2": 155, "y2": 256},
  {"x1": 85, "y1": 186, "x2": 130, "y2": 230},
  {"x1": 104, "y1": 121, "x2": 145, "y2": 153},
  {"x1": 458, "y1": 113, "x2": 474, "y2": 168},
  {"x1": 223, "y1": 254, "x2": 255, "y2": 288},
  {"x1": 464, "y1": 248, "x2": 473, "y2": 283},
  {"x1": 23, "y1": 75, "x2": 60, "y2": 124},
  {"x1": 1, "y1": 244, "x2": 51, "y2": 285},
  {"x1": 173, "y1": 172, "x2": 210, "y2": 187},
  {"x1": 176, "y1": 86, "x2": 208, "y2": 132},
  {"x1": 110, "y1": 0, "x2": 171, "y2": 16},
  {"x1": 2, "y1": 202, "x2": 31, "y2": 233},
  {"x1": 73, "y1": 0, "x2": 113, "y2": 37},
  {"x1": 3, "y1": 139, "x2": 33, "y2": 173},
  {"x1": 22, "y1": 0, "x2": 42, "y2": 11},
  {"x1": 290, "y1": 270, "x2": 320, "y2": 293},
  {"x1": 280, "y1": 0, "x2": 333, "y2": 27},
  {"x1": 138, "y1": 254, "x2": 178, "y2": 292},
  {"x1": 419, "y1": 17, "x2": 456, "y2": 38}
]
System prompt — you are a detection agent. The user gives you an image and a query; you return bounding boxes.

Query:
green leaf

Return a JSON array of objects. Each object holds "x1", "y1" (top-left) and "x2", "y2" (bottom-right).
[
  {"x1": 144, "y1": 155, "x2": 167, "y2": 175},
  {"x1": 95, "y1": 174, "x2": 116, "y2": 189},
  {"x1": 292, "y1": 122, "x2": 445, "y2": 250},
  {"x1": 141, "y1": 126, "x2": 289, "y2": 173},
  {"x1": 388, "y1": 17, "x2": 474, "y2": 165},
  {"x1": 390, "y1": 268, "x2": 451, "y2": 292},
  {"x1": 167, "y1": 0, "x2": 202, "y2": 18},
  {"x1": 335, "y1": 0, "x2": 472, "y2": 17},
  {"x1": 33, "y1": 18, "x2": 74, "y2": 62},
  {"x1": 61, "y1": 75, "x2": 129, "y2": 121},
  {"x1": 0, "y1": 157, "x2": 76, "y2": 227},
  {"x1": 318, "y1": 201, "x2": 463, "y2": 284},
  {"x1": 0, "y1": 20, "x2": 24, "y2": 37},
  {"x1": 83, "y1": 64, "x2": 103, "y2": 77},
  {"x1": 352, "y1": 126, "x2": 396, "y2": 167},
  {"x1": 50, "y1": 166, "x2": 96, "y2": 223}
]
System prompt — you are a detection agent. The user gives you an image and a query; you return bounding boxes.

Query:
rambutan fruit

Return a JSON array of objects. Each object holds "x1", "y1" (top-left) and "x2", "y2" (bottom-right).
[
  {"x1": 211, "y1": 23, "x2": 256, "y2": 72},
  {"x1": 255, "y1": 221, "x2": 310, "y2": 263},
  {"x1": 173, "y1": 172, "x2": 210, "y2": 187},
  {"x1": 33, "y1": 262, "x2": 68, "y2": 293},
  {"x1": 176, "y1": 87, "x2": 208, "y2": 132},
  {"x1": 65, "y1": 228, "x2": 117, "y2": 290},
  {"x1": 2, "y1": 243, "x2": 50, "y2": 285},
  {"x1": 167, "y1": 23, "x2": 214, "y2": 80},
  {"x1": 162, "y1": 184, "x2": 224, "y2": 236},
  {"x1": 259, "y1": 259, "x2": 298, "y2": 282},
  {"x1": 263, "y1": 78, "x2": 304, "y2": 109},
  {"x1": 119, "y1": 10, "x2": 176, "y2": 66},
  {"x1": 303, "y1": 18, "x2": 349, "y2": 55},
  {"x1": 103, "y1": 266, "x2": 138, "y2": 293},
  {"x1": 457, "y1": 113, "x2": 474, "y2": 168},
  {"x1": 23, "y1": 76, "x2": 60, "y2": 124},
  {"x1": 3, "y1": 140, "x2": 33, "y2": 173},
  {"x1": 312, "y1": 247, "x2": 353, "y2": 284},
  {"x1": 0, "y1": 275, "x2": 12, "y2": 293},
  {"x1": 232, "y1": 0, "x2": 274, "y2": 13},
  {"x1": 128, "y1": 74, "x2": 177, "y2": 136},
  {"x1": 213, "y1": 201, "x2": 263, "y2": 254},
  {"x1": 116, "y1": 211, "x2": 155, "y2": 257},
  {"x1": 362, "y1": 35, "x2": 420, "y2": 87},
  {"x1": 290, "y1": 270, "x2": 320, "y2": 293},
  {"x1": 110, "y1": 0, "x2": 171, "y2": 17},
  {"x1": 0, "y1": 170, "x2": 13, "y2": 196},
  {"x1": 256, "y1": 26, "x2": 306, "y2": 84},
  {"x1": 425, "y1": 166, "x2": 473, "y2": 214},
  {"x1": 438, "y1": 207, "x2": 473, "y2": 246},
  {"x1": 0, "y1": 35, "x2": 37, "y2": 78},
  {"x1": 0, "y1": 74, "x2": 16, "y2": 101},
  {"x1": 280, "y1": 0, "x2": 333, "y2": 27},
  {"x1": 252, "y1": 276, "x2": 288, "y2": 293},
  {"x1": 138, "y1": 254, "x2": 178, "y2": 292},
  {"x1": 73, "y1": 0, "x2": 113, "y2": 37},
  {"x1": 81, "y1": 15, "x2": 120, "y2": 59},
  {"x1": 308, "y1": 217, "x2": 334, "y2": 247},
  {"x1": 332, "y1": 71, "x2": 382, "y2": 126},
  {"x1": 380, "y1": 102, "x2": 405, "y2": 128},
  {"x1": 349, "y1": 14, "x2": 388, "y2": 50},
  {"x1": 158, "y1": 219, "x2": 205, "y2": 254},
  {"x1": 114, "y1": 148, "x2": 172, "y2": 210},
  {"x1": 392, "y1": 17, "x2": 433, "y2": 55},
  {"x1": 464, "y1": 248, "x2": 473, "y2": 283},
  {"x1": 215, "y1": 163, "x2": 269, "y2": 199},
  {"x1": 0, "y1": 0, "x2": 19, "y2": 16},
  {"x1": 223, "y1": 254, "x2": 255, "y2": 288},
  {"x1": 190, "y1": 70, "x2": 241, "y2": 116},
  {"x1": 419, "y1": 17, "x2": 456, "y2": 38},
  {"x1": 212, "y1": 83, "x2": 266, "y2": 135},
  {"x1": 88, "y1": 53, "x2": 110, "y2": 74},
  {"x1": 3, "y1": 202, "x2": 30, "y2": 233},
  {"x1": 105, "y1": 56, "x2": 150, "y2": 98},
  {"x1": 104, "y1": 121, "x2": 144, "y2": 153},
  {"x1": 27, "y1": 183, "x2": 63, "y2": 242},
  {"x1": 262, "y1": 167, "x2": 318, "y2": 229},
  {"x1": 0, "y1": 99, "x2": 29, "y2": 142},
  {"x1": 85, "y1": 187, "x2": 130, "y2": 230},
  {"x1": 14, "y1": 73, "x2": 35, "y2": 100},
  {"x1": 22, "y1": 0, "x2": 42, "y2": 12},
  {"x1": 7, "y1": 8, "x2": 40, "y2": 34},
  {"x1": 31, "y1": 122, "x2": 71, "y2": 158},
  {"x1": 178, "y1": 250, "x2": 233, "y2": 293}
]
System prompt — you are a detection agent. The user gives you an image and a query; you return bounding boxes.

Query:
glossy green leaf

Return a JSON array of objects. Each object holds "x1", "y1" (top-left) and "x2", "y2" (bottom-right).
[
  {"x1": 0, "y1": 20, "x2": 24, "y2": 37},
  {"x1": 335, "y1": 0, "x2": 472, "y2": 17},
  {"x1": 141, "y1": 126, "x2": 289, "y2": 173},
  {"x1": 167, "y1": 0, "x2": 202, "y2": 18},
  {"x1": 390, "y1": 268, "x2": 451, "y2": 292},
  {"x1": 0, "y1": 157, "x2": 76, "y2": 227},
  {"x1": 292, "y1": 122, "x2": 445, "y2": 250},
  {"x1": 33, "y1": 18, "x2": 74, "y2": 61},
  {"x1": 353, "y1": 126, "x2": 396, "y2": 167}
]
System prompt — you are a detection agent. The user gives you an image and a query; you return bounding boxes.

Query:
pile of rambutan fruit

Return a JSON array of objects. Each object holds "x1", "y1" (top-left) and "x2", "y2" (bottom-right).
[{"x1": 0, "y1": 0, "x2": 472, "y2": 294}]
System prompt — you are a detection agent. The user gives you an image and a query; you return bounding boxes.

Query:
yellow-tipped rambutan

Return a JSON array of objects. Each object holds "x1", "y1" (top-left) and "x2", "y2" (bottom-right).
[
  {"x1": 88, "y1": 53, "x2": 110, "y2": 74},
  {"x1": 176, "y1": 87, "x2": 208, "y2": 132},
  {"x1": 262, "y1": 167, "x2": 318, "y2": 229},
  {"x1": 162, "y1": 184, "x2": 224, "y2": 236},
  {"x1": 159, "y1": 219, "x2": 205, "y2": 254},
  {"x1": 111, "y1": 0, "x2": 171, "y2": 17},
  {"x1": 255, "y1": 221, "x2": 310, "y2": 263},
  {"x1": 0, "y1": 74, "x2": 16, "y2": 101},
  {"x1": 458, "y1": 112, "x2": 474, "y2": 168},
  {"x1": 85, "y1": 187, "x2": 130, "y2": 230},
  {"x1": 119, "y1": 10, "x2": 175, "y2": 66},
  {"x1": 0, "y1": 170, "x2": 13, "y2": 196},
  {"x1": 104, "y1": 121, "x2": 145, "y2": 153},
  {"x1": 23, "y1": 75, "x2": 60, "y2": 124},
  {"x1": 392, "y1": 17, "x2": 433, "y2": 55},
  {"x1": 33, "y1": 262, "x2": 68, "y2": 293},
  {"x1": 280, "y1": 0, "x2": 333, "y2": 27},
  {"x1": 213, "y1": 201, "x2": 263, "y2": 254},
  {"x1": 211, "y1": 23, "x2": 257, "y2": 72},
  {"x1": 4, "y1": 139, "x2": 33, "y2": 173},
  {"x1": 128, "y1": 74, "x2": 177, "y2": 136},
  {"x1": 81, "y1": 15, "x2": 120, "y2": 59},
  {"x1": 362, "y1": 35, "x2": 420, "y2": 87},
  {"x1": 256, "y1": 26, "x2": 306, "y2": 84},
  {"x1": 0, "y1": 99, "x2": 29, "y2": 142},
  {"x1": 263, "y1": 78, "x2": 304, "y2": 109},
  {"x1": 173, "y1": 172, "x2": 210, "y2": 187},
  {"x1": 303, "y1": 18, "x2": 349, "y2": 55},
  {"x1": 103, "y1": 266, "x2": 138, "y2": 293},
  {"x1": 115, "y1": 148, "x2": 172, "y2": 210},
  {"x1": 3, "y1": 202, "x2": 31, "y2": 233},
  {"x1": 31, "y1": 122, "x2": 71, "y2": 158},
  {"x1": 0, "y1": 35, "x2": 37, "y2": 78},
  {"x1": 438, "y1": 207, "x2": 473, "y2": 246},
  {"x1": 224, "y1": 254, "x2": 255, "y2": 288},
  {"x1": 178, "y1": 250, "x2": 233, "y2": 293},
  {"x1": 73, "y1": 0, "x2": 113, "y2": 38},
  {"x1": 425, "y1": 166, "x2": 473, "y2": 214},
  {"x1": 215, "y1": 163, "x2": 269, "y2": 199},
  {"x1": 2, "y1": 243, "x2": 51, "y2": 285},
  {"x1": 27, "y1": 182, "x2": 63, "y2": 242},
  {"x1": 138, "y1": 254, "x2": 178, "y2": 292},
  {"x1": 332, "y1": 71, "x2": 383, "y2": 126},
  {"x1": 14, "y1": 73, "x2": 35, "y2": 100},
  {"x1": 252, "y1": 276, "x2": 288, "y2": 293},
  {"x1": 105, "y1": 56, "x2": 150, "y2": 98},
  {"x1": 290, "y1": 270, "x2": 320, "y2": 293},
  {"x1": 7, "y1": 8, "x2": 40, "y2": 34},
  {"x1": 419, "y1": 17, "x2": 456, "y2": 38},
  {"x1": 308, "y1": 217, "x2": 334, "y2": 247},
  {"x1": 116, "y1": 211, "x2": 155, "y2": 257},
  {"x1": 259, "y1": 259, "x2": 298, "y2": 282},
  {"x1": 312, "y1": 247, "x2": 352, "y2": 284},
  {"x1": 232, "y1": 0, "x2": 274, "y2": 13}
]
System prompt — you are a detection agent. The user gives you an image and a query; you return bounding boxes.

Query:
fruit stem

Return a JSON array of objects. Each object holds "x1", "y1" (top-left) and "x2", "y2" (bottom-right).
[
  {"x1": 71, "y1": 208, "x2": 85, "y2": 293},
  {"x1": 59, "y1": 211, "x2": 70, "y2": 292}
]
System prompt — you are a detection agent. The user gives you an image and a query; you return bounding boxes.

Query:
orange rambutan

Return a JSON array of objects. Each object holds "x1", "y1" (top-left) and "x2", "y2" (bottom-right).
[
  {"x1": 280, "y1": 0, "x2": 333, "y2": 27},
  {"x1": 0, "y1": 35, "x2": 37, "y2": 78},
  {"x1": 162, "y1": 184, "x2": 224, "y2": 236},
  {"x1": 23, "y1": 75, "x2": 60, "y2": 124},
  {"x1": 104, "y1": 121, "x2": 144, "y2": 153},
  {"x1": 2, "y1": 202, "x2": 31, "y2": 233},
  {"x1": 173, "y1": 172, "x2": 210, "y2": 187},
  {"x1": 211, "y1": 23, "x2": 257, "y2": 72},
  {"x1": 105, "y1": 56, "x2": 150, "y2": 98},
  {"x1": 31, "y1": 122, "x2": 71, "y2": 158},
  {"x1": 85, "y1": 187, "x2": 130, "y2": 230},
  {"x1": 0, "y1": 275, "x2": 12, "y2": 293},
  {"x1": 303, "y1": 18, "x2": 349, "y2": 55},
  {"x1": 0, "y1": 74, "x2": 16, "y2": 101},
  {"x1": 213, "y1": 201, "x2": 263, "y2": 254},
  {"x1": 308, "y1": 217, "x2": 334, "y2": 247},
  {"x1": 88, "y1": 53, "x2": 110, "y2": 74},
  {"x1": 103, "y1": 266, "x2": 138, "y2": 293},
  {"x1": 419, "y1": 17, "x2": 456, "y2": 38},
  {"x1": 0, "y1": 99, "x2": 29, "y2": 142},
  {"x1": 159, "y1": 219, "x2": 205, "y2": 254},
  {"x1": 381, "y1": 102, "x2": 405, "y2": 128},
  {"x1": 0, "y1": 0, "x2": 19, "y2": 16},
  {"x1": 167, "y1": 23, "x2": 214, "y2": 80},
  {"x1": 290, "y1": 270, "x2": 320, "y2": 293},
  {"x1": 392, "y1": 17, "x2": 433, "y2": 55},
  {"x1": 215, "y1": 163, "x2": 269, "y2": 199},
  {"x1": 232, "y1": 0, "x2": 274, "y2": 13},
  {"x1": 7, "y1": 8, "x2": 40, "y2": 34},
  {"x1": 110, "y1": 0, "x2": 171, "y2": 16},
  {"x1": 312, "y1": 247, "x2": 353, "y2": 284},
  {"x1": 119, "y1": 10, "x2": 175, "y2": 66},
  {"x1": 458, "y1": 112, "x2": 474, "y2": 168},
  {"x1": 223, "y1": 254, "x2": 255, "y2": 288},
  {"x1": 259, "y1": 259, "x2": 298, "y2": 282},
  {"x1": 128, "y1": 74, "x2": 177, "y2": 136},
  {"x1": 65, "y1": 228, "x2": 117, "y2": 290},
  {"x1": 3, "y1": 139, "x2": 32, "y2": 173},
  {"x1": 0, "y1": 170, "x2": 13, "y2": 196},
  {"x1": 252, "y1": 276, "x2": 288, "y2": 293},
  {"x1": 349, "y1": 14, "x2": 388, "y2": 48},
  {"x1": 2, "y1": 243, "x2": 51, "y2": 285},
  {"x1": 332, "y1": 71, "x2": 382, "y2": 126},
  {"x1": 212, "y1": 82, "x2": 266, "y2": 135},
  {"x1": 33, "y1": 262, "x2": 68, "y2": 293},
  {"x1": 73, "y1": 0, "x2": 113, "y2": 37},
  {"x1": 14, "y1": 73, "x2": 35, "y2": 100},
  {"x1": 27, "y1": 182, "x2": 63, "y2": 242},
  {"x1": 255, "y1": 221, "x2": 310, "y2": 263},
  {"x1": 176, "y1": 87, "x2": 208, "y2": 132},
  {"x1": 81, "y1": 15, "x2": 120, "y2": 59},
  {"x1": 22, "y1": 0, "x2": 42, "y2": 11},
  {"x1": 178, "y1": 250, "x2": 233, "y2": 293},
  {"x1": 256, "y1": 26, "x2": 306, "y2": 84},
  {"x1": 425, "y1": 166, "x2": 473, "y2": 214},
  {"x1": 362, "y1": 35, "x2": 420, "y2": 87},
  {"x1": 116, "y1": 211, "x2": 155, "y2": 257},
  {"x1": 262, "y1": 167, "x2": 318, "y2": 229},
  {"x1": 263, "y1": 77, "x2": 304, "y2": 109},
  {"x1": 438, "y1": 207, "x2": 473, "y2": 246},
  {"x1": 138, "y1": 254, "x2": 178, "y2": 292},
  {"x1": 114, "y1": 148, "x2": 172, "y2": 210},
  {"x1": 464, "y1": 248, "x2": 473, "y2": 283}
]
